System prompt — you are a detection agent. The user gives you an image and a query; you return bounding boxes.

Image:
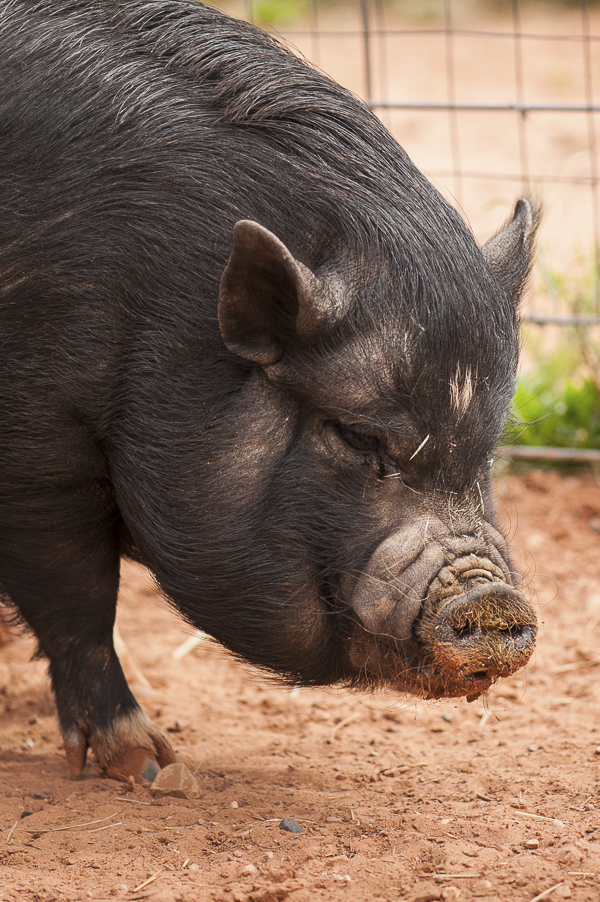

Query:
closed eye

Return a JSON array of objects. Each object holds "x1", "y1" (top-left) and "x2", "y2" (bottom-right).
[{"x1": 336, "y1": 424, "x2": 380, "y2": 454}]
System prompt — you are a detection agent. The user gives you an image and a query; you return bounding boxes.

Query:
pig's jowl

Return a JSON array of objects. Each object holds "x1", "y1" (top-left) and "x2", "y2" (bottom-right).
[{"x1": 0, "y1": 0, "x2": 539, "y2": 783}]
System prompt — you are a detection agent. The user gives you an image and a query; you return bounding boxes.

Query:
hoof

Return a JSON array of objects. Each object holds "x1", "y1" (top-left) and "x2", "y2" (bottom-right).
[
  {"x1": 62, "y1": 708, "x2": 177, "y2": 784},
  {"x1": 100, "y1": 746, "x2": 164, "y2": 785}
]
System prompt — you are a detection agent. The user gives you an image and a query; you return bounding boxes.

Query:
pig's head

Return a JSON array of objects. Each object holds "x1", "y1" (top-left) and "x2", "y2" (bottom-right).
[{"x1": 215, "y1": 199, "x2": 538, "y2": 702}]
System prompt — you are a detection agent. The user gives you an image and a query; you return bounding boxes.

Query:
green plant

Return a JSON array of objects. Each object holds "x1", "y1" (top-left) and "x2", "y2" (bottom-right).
[
  {"x1": 509, "y1": 258, "x2": 600, "y2": 449},
  {"x1": 253, "y1": 0, "x2": 307, "y2": 24},
  {"x1": 509, "y1": 346, "x2": 600, "y2": 448}
]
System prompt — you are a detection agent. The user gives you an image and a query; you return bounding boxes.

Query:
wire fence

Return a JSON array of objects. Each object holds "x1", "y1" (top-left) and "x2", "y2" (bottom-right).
[
  {"x1": 221, "y1": 0, "x2": 600, "y2": 459},
  {"x1": 224, "y1": 0, "x2": 599, "y2": 304}
]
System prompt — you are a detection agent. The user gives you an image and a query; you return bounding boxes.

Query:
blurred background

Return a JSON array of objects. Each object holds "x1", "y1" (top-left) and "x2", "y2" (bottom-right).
[{"x1": 215, "y1": 0, "x2": 600, "y2": 457}]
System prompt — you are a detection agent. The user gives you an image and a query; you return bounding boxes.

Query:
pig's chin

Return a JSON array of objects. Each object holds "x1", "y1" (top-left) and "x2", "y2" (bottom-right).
[{"x1": 345, "y1": 628, "x2": 504, "y2": 701}]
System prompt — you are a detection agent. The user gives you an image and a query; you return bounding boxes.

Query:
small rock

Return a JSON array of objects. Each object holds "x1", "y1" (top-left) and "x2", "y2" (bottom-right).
[
  {"x1": 594, "y1": 747, "x2": 600, "y2": 756},
  {"x1": 21, "y1": 810, "x2": 33, "y2": 818},
  {"x1": 527, "y1": 745, "x2": 539, "y2": 753},
  {"x1": 230, "y1": 800, "x2": 239, "y2": 809},
  {"x1": 555, "y1": 886, "x2": 572, "y2": 899},
  {"x1": 524, "y1": 838, "x2": 539, "y2": 850},
  {"x1": 326, "y1": 816, "x2": 342, "y2": 823},
  {"x1": 441, "y1": 889, "x2": 461, "y2": 901},
  {"x1": 188, "y1": 864, "x2": 200, "y2": 872},
  {"x1": 32, "y1": 788, "x2": 52, "y2": 800},
  {"x1": 442, "y1": 713, "x2": 453, "y2": 724},
  {"x1": 239, "y1": 864, "x2": 258, "y2": 877},
  {"x1": 22, "y1": 738, "x2": 35, "y2": 751},
  {"x1": 150, "y1": 762, "x2": 199, "y2": 800},
  {"x1": 167, "y1": 719, "x2": 190, "y2": 733},
  {"x1": 280, "y1": 818, "x2": 302, "y2": 834},
  {"x1": 232, "y1": 849, "x2": 243, "y2": 858}
]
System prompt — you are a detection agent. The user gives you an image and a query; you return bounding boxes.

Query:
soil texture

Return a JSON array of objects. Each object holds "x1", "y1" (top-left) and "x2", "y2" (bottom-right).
[{"x1": 1, "y1": 469, "x2": 600, "y2": 902}]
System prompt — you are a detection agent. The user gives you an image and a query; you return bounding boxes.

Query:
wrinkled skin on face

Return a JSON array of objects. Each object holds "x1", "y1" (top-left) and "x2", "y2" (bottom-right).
[{"x1": 215, "y1": 207, "x2": 538, "y2": 700}]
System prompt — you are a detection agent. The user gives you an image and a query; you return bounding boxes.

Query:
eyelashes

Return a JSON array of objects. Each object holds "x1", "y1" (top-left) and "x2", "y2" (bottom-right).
[{"x1": 333, "y1": 423, "x2": 388, "y2": 479}]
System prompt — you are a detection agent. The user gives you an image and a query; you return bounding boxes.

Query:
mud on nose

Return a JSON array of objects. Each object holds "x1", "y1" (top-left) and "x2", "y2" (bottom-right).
[{"x1": 416, "y1": 581, "x2": 537, "y2": 697}]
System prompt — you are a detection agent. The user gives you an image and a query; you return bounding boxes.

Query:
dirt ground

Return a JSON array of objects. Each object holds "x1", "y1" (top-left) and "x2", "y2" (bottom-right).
[
  {"x1": 2, "y1": 4, "x2": 600, "y2": 902},
  {"x1": 1, "y1": 469, "x2": 600, "y2": 902}
]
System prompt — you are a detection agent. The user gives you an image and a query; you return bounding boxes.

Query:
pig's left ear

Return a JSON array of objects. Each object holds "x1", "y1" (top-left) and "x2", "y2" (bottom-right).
[
  {"x1": 481, "y1": 198, "x2": 540, "y2": 306},
  {"x1": 219, "y1": 220, "x2": 343, "y2": 365}
]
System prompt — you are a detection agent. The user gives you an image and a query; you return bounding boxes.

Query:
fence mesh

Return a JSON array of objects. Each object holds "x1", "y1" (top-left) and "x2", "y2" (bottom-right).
[{"x1": 222, "y1": 0, "x2": 600, "y2": 316}]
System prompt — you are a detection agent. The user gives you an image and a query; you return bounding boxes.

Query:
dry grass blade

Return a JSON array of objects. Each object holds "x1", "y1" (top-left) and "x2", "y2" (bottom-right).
[
  {"x1": 511, "y1": 810, "x2": 566, "y2": 827},
  {"x1": 88, "y1": 822, "x2": 123, "y2": 834},
  {"x1": 132, "y1": 870, "x2": 163, "y2": 893},
  {"x1": 171, "y1": 630, "x2": 206, "y2": 660},
  {"x1": 328, "y1": 712, "x2": 361, "y2": 742},
  {"x1": 6, "y1": 820, "x2": 18, "y2": 844},
  {"x1": 22, "y1": 812, "x2": 119, "y2": 835},
  {"x1": 379, "y1": 760, "x2": 435, "y2": 777},
  {"x1": 529, "y1": 883, "x2": 568, "y2": 902},
  {"x1": 116, "y1": 797, "x2": 151, "y2": 805},
  {"x1": 552, "y1": 659, "x2": 600, "y2": 674},
  {"x1": 434, "y1": 873, "x2": 482, "y2": 879}
]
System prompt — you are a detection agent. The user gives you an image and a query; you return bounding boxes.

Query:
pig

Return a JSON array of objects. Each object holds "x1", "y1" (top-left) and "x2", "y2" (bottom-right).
[{"x1": 0, "y1": 0, "x2": 538, "y2": 784}]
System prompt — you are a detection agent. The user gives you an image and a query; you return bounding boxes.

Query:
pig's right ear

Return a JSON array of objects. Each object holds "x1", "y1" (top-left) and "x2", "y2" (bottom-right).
[
  {"x1": 481, "y1": 198, "x2": 540, "y2": 306},
  {"x1": 218, "y1": 220, "x2": 340, "y2": 365}
]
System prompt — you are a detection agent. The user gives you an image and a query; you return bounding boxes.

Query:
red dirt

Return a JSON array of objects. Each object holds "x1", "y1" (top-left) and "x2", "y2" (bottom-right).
[{"x1": 1, "y1": 468, "x2": 600, "y2": 902}]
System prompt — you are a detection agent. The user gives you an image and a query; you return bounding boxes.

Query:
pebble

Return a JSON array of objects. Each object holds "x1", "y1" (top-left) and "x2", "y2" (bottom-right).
[
  {"x1": 32, "y1": 788, "x2": 52, "y2": 800},
  {"x1": 280, "y1": 818, "x2": 302, "y2": 834},
  {"x1": 239, "y1": 864, "x2": 258, "y2": 877},
  {"x1": 230, "y1": 800, "x2": 239, "y2": 809},
  {"x1": 326, "y1": 816, "x2": 342, "y2": 823},
  {"x1": 167, "y1": 719, "x2": 190, "y2": 733},
  {"x1": 150, "y1": 762, "x2": 199, "y2": 800},
  {"x1": 441, "y1": 888, "x2": 461, "y2": 901},
  {"x1": 524, "y1": 838, "x2": 539, "y2": 849},
  {"x1": 442, "y1": 713, "x2": 453, "y2": 724},
  {"x1": 21, "y1": 810, "x2": 33, "y2": 819},
  {"x1": 232, "y1": 850, "x2": 243, "y2": 858}
]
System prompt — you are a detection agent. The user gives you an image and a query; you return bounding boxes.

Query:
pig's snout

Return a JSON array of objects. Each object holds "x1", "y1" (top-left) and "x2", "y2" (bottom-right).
[
  {"x1": 416, "y1": 581, "x2": 537, "y2": 699},
  {"x1": 346, "y1": 529, "x2": 537, "y2": 700}
]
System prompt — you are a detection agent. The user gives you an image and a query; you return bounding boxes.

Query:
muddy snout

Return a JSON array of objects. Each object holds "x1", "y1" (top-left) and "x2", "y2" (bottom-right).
[
  {"x1": 416, "y1": 558, "x2": 537, "y2": 699},
  {"x1": 346, "y1": 526, "x2": 537, "y2": 699}
]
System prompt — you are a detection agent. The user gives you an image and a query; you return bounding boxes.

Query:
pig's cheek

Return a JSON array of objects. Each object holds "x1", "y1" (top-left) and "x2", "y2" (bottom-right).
[{"x1": 220, "y1": 372, "x2": 297, "y2": 485}]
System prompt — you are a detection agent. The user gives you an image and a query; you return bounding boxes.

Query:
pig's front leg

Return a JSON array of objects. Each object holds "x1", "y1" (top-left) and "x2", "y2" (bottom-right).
[{"x1": 0, "y1": 488, "x2": 176, "y2": 783}]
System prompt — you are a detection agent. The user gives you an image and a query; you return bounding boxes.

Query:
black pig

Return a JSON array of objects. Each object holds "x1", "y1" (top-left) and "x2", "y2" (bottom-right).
[{"x1": 0, "y1": 0, "x2": 538, "y2": 783}]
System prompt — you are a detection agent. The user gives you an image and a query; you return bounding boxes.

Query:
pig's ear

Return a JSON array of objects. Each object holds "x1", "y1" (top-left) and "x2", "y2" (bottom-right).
[
  {"x1": 481, "y1": 198, "x2": 540, "y2": 306},
  {"x1": 219, "y1": 220, "x2": 341, "y2": 365}
]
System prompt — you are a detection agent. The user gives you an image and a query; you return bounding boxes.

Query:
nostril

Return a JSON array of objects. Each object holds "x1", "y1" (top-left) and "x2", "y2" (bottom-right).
[
  {"x1": 454, "y1": 618, "x2": 530, "y2": 644},
  {"x1": 453, "y1": 617, "x2": 480, "y2": 641}
]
